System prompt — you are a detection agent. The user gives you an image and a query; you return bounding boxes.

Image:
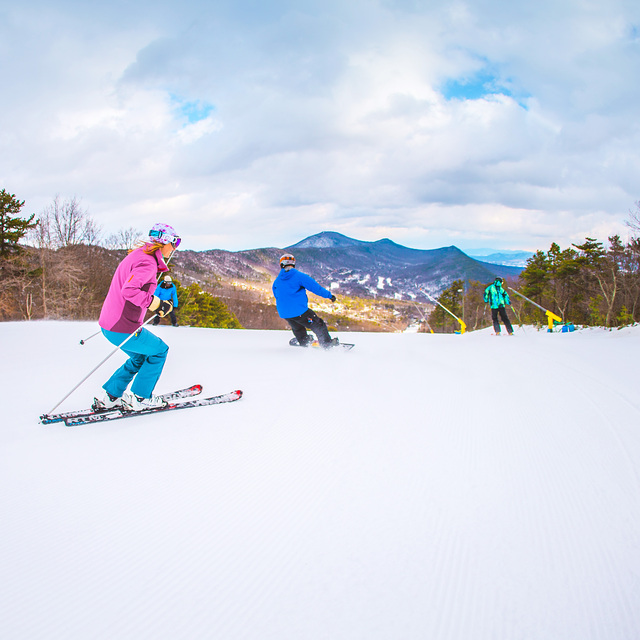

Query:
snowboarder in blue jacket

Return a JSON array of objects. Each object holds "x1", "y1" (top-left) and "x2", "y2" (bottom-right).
[
  {"x1": 152, "y1": 275, "x2": 179, "y2": 327},
  {"x1": 272, "y1": 253, "x2": 339, "y2": 348},
  {"x1": 484, "y1": 277, "x2": 514, "y2": 335}
]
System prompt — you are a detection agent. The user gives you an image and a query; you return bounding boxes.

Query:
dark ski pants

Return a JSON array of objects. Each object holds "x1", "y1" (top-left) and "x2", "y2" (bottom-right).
[
  {"x1": 491, "y1": 306, "x2": 513, "y2": 335},
  {"x1": 152, "y1": 310, "x2": 178, "y2": 327},
  {"x1": 286, "y1": 309, "x2": 332, "y2": 345}
]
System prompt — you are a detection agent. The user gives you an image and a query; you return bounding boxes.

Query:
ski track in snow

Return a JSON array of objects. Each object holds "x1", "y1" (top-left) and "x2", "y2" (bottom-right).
[{"x1": 1, "y1": 321, "x2": 639, "y2": 640}]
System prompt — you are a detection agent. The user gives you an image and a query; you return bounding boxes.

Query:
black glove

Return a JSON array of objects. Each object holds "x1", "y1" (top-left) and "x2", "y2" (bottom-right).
[{"x1": 330, "y1": 295, "x2": 337, "y2": 302}]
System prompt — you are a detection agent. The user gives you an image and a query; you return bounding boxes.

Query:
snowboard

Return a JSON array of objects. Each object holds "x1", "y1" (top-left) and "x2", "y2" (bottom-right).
[{"x1": 289, "y1": 338, "x2": 355, "y2": 351}]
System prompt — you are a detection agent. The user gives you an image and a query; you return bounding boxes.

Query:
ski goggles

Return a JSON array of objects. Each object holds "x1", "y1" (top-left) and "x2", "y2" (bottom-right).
[{"x1": 149, "y1": 230, "x2": 182, "y2": 247}]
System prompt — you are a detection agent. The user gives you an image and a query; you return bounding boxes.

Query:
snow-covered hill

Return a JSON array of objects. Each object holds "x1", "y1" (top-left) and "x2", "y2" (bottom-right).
[{"x1": 2, "y1": 321, "x2": 640, "y2": 640}]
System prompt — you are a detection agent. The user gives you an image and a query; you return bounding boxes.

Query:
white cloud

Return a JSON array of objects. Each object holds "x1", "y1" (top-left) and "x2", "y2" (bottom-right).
[{"x1": 2, "y1": 0, "x2": 640, "y2": 252}]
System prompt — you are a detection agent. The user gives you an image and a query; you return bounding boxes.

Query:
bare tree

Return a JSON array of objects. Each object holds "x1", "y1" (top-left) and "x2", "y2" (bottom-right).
[
  {"x1": 27, "y1": 210, "x2": 53, "y2": 317},
  {"x1": 104, "y1": 227, "x2": 143, "y2": 250},
  {"x1": 625, "y1": 201, "x2": 640, "y2": 237},
  {"x1": 25, "y1": 196, "x2": 103, "y2": 318},
  {"x1": 45, "y1": 195, "x2": 102, "y2": 248}
]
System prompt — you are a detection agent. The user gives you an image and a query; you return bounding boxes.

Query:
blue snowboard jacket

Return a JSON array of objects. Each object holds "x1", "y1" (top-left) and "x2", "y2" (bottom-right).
[
  {"x1": 272, "y1": 268, "x2": 333, "y2": 319},
  {"x1": 153, "y1": 282, "x2": 179, "y2": 308}
]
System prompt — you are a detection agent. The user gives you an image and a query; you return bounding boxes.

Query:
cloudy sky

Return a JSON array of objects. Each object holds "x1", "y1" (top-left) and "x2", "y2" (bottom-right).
[{"x1": 2, "y1": 0, "x2": 640, "y2": 252}]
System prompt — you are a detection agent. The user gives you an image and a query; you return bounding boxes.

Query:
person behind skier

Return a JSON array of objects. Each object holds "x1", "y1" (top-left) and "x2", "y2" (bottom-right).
[
  {"x1": 152, "y1": 275, "x2": 179, "y2": 327},
  {"x1": 272, "y1": 253, "x2": 339, "y2": 348},
  {"x1": 484, "y1": 277, "x2": 514, "y2": 336},
  {"x1": 93, "y1": 223, "x2": 181, "y2": 411}
]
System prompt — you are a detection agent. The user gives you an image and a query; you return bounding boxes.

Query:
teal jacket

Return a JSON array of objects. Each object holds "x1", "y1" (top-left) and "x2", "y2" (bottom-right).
[{"x1": 484, "y1": 281, "x2": 510, "y2": 309}]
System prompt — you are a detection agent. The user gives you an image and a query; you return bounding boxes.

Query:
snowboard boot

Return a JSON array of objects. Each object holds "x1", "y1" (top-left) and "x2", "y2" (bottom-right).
[{"x1": 290, "y1": 335, "x2": 313, "y2": 347}]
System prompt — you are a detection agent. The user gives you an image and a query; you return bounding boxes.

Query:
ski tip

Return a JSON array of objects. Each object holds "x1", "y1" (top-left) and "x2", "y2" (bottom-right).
[
  {"x1": 235, "y1": 390, "x2": 243, "y2": 398},
  {"x1": 192, "y1": 384, "x2": 203, "y2": 392}
]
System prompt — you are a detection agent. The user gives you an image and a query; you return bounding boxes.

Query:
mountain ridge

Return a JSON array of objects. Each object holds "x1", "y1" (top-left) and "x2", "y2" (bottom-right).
[
  {"x1": 173, "y1": 231, "x2": 522, "y2": 298},
  {"x1": 170, "y1": 231, "x2": 525, "y2": 331}
]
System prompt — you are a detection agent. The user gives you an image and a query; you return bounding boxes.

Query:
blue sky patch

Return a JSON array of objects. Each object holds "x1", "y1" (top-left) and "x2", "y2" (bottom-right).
[
  {"x1": 442, "y1": 69, "x2": 531, "y2": 110},
  {"x1": 171, "y1": 95, "x2": 215, "y2": 124},
  {"x1": 442, "y1": 70, "x2": 503, "y2": 101}
]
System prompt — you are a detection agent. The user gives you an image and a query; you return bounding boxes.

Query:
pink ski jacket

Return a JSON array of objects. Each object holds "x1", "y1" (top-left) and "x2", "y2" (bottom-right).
[{"x1": 99, "y1": 245, "x2": 169, "y2": 334}]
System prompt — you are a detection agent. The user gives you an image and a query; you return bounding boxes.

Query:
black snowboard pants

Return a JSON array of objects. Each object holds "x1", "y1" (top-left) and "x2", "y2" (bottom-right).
[
  {"x1": 152, "y1": 310, "x2": 178, "y2": 327},
  {"x1": 491, "y1": 305, "x2": 513, "y2": 335},
  {"x1": 286, "y1": 309, "x2": 331, "y2": 345}
]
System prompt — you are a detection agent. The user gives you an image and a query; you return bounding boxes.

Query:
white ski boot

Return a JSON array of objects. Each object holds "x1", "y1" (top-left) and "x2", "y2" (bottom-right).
[
  {"x1": 122, "y1": 391, "x2": 168, "y2": 412},
  {"x1": 92, "y1": 391, "x2": 123, "y2": 412}
]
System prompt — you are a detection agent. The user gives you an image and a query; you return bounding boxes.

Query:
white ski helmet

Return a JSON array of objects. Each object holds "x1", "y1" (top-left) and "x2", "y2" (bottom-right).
[
  {"x1": 149, "y1": 223, "x2": 181, "y2": 247},
  {"x1": 280, "y1": 253, "x2": 296, "y2": 269}
]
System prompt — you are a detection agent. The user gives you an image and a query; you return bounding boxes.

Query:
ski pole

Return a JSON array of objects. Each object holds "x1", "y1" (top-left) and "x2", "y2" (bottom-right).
[
  {"x1": 410, "y1": 300, "x2": 434, "y2": 333},
  {"x1": 419, "y1": 288, "x2": 467, "y2": 334},
  {"x1": 79, "y1": 330, "x2": 101, "y2": 345},
  {"x1": 509, "y1": 302, "x2": 527, "y2": 334},
  {"x1": 507, "y1": 287, "x2": 562, "y2": 332},
  {"x1": 45, "y1": 314, "x2": 158, "y2": 416}
]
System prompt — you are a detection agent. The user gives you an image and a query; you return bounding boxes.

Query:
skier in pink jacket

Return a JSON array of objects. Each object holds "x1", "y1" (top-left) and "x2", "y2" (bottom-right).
[{"x1": 93, "y1": 223, "x2": 181, "y2": 412}]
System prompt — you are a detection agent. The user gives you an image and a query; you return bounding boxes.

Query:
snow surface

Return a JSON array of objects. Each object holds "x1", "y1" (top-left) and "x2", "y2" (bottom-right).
[{"x1": 2, "y1": 321, "x2": 640, "y2": 640}]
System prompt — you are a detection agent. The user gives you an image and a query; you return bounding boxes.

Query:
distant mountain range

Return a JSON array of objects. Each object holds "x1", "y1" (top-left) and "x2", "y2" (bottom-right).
[
  {"x1": 466, "y1": 249, "x2": 533, "y2": 268},
  {"x1": 173, "y1": 231, "x2": 524, "y2": 301}
]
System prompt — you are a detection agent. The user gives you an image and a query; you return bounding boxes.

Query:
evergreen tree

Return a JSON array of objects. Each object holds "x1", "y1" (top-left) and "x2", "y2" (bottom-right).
[
  {"x1": 517, "y1": 235, "x2": 640, "y2": 327},
  {"x1": 175, "y1": 283, "x2": 242, "y2": 329},
  {"x1": 546, "y1": 243, "x2": 579, "y2": 320},
  {"x1": 573, "y1": 237, "x2": 619, "y2": 326},
  {"x1": 464, "y1": 280, "x2": 492, "y2": 331},
  {"x1": 428, "y1": 279, "x2": 464, "y2": 333},
  {"x1": 0, "y1": 189, "x2": 39, "y2": 320},
  {"x1": 519, "y1": 245, "x2": 578, "y2": 325},
  {"x1": 0, "y1": 189, "x2": 36, "y2": 257},
  {"x1": 520, "y1": 250, "x2": 550, "y2": 300}
]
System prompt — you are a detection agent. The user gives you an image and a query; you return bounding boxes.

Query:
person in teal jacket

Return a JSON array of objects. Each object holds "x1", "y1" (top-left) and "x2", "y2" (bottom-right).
[
  {"x1": 272, "y1": 253, "x2": 339, "y2": 347},
  {"x1": 484, "y1": 277, "x2": 514, "y2": 335},
  {"x1": 152, "y1": 275, "x2": 179, "y2": 327}
]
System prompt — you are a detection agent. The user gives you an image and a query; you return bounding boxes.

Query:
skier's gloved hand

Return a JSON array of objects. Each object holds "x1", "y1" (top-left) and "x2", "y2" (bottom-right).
[
  {"x1": 158, "y1": 301, "x2": 173, "y2": 317},
  {"x1": 149, "y1": 296, "x2": 173, "y2": 317},
  {"x1": 330, "y1": 295, "x2": 337, "y2": 302}
]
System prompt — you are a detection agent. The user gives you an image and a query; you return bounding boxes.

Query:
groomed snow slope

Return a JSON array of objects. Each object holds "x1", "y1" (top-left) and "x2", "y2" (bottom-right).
[{"x1": 1, "y1": 321, "x2": 639, "y2": 640}]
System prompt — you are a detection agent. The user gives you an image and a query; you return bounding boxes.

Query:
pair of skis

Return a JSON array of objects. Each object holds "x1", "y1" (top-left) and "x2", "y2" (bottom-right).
[
  {"x1": 41, "y1": 337, "x2": 352, "y2": 426},
  {"x1": 40, "y1": 385, "x2": 242, "y2": 426}
]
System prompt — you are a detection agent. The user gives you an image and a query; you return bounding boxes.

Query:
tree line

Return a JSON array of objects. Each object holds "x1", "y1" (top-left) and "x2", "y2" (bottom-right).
[
  {"x1": 427, "y1": 207, "x2": 640, "y2": 332},
  {"x1": 3, "y1": 188, "x2": 640, "y2": 331},
  {"x1": 0, "y1": 189, "x2": 241, "y2": 328}
]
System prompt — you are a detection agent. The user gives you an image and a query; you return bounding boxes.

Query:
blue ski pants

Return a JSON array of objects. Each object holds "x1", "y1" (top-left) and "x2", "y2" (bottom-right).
[{"x1": 101, "y1": 328, "x2": 169, "y2": 399}]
